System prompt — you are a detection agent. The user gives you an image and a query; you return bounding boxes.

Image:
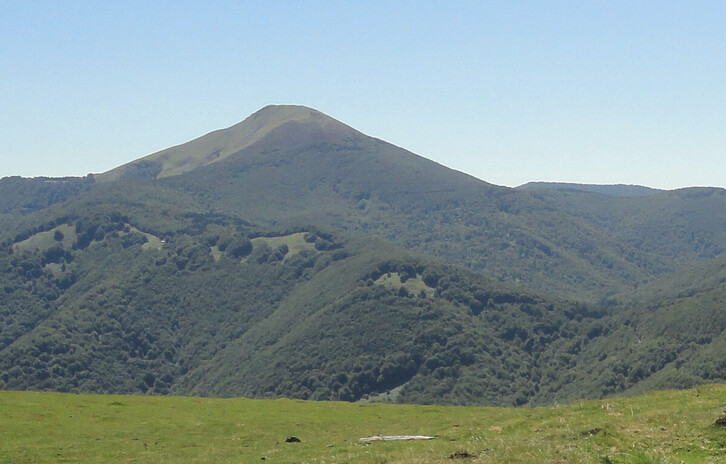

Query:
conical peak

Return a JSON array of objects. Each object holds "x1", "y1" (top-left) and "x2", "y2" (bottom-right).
[
  {"x1": 227, "y1": 105, "x2": 359, "y2": 143},
  {"x1": 247, "y1": 105, "x2": 334, "y2": 125},
  {"x1": 99, "y1": 105, "x2": 360, "y2": 181}
]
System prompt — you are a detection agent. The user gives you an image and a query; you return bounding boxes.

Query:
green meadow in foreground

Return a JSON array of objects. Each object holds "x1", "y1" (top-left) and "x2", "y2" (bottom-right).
[{"x1": 2, "y1": 385, "x2": 725, "y2": 463}]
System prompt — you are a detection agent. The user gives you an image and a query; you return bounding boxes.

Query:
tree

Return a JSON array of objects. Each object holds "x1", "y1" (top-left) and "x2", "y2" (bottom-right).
[{"x1": 227, "y1": 236, "x2": 252, "y2": 258}]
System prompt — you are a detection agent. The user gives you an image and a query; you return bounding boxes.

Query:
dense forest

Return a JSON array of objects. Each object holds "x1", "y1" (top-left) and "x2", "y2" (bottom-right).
[{"x1": 1, "y1": 105, "x2": 724, "y2": 406}]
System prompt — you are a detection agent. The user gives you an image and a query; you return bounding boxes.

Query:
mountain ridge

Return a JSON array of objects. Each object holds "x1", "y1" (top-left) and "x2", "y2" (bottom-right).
[{"x1": 517, "y1": 182, "x2": 662, "y2": 197}]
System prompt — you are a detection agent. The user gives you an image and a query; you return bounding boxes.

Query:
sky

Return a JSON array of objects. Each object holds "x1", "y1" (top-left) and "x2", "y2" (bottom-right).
[{"x1": 1, "y1": 1, "x2": 724, "y2": 190}]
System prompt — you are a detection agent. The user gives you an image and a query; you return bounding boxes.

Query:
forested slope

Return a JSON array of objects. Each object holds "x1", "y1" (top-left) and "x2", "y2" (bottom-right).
[{"x1": 1, "y1": 105, "x2": 725, "y2": 406}]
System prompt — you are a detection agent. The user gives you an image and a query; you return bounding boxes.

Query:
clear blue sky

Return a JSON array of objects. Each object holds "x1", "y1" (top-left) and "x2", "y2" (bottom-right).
[{"x1": 1, "y1": 1, "x2": 724, "y2": 189}]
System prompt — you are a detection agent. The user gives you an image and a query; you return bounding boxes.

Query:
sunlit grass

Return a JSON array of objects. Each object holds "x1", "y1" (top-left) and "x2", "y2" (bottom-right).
[
  {"x1": 1, "y1": 384, "x2": 725, "y2": 463},
  {"x1": 250, "y1": 232, "x2": 316, "y2": 260}
]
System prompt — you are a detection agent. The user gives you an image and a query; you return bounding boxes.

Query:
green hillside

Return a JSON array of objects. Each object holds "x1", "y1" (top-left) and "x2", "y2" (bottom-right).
[
  {"x1": 0, "y1": 175, "x2": 95, "y2": 238},
  {"x1": 141, "y1": 109, "x2": 726, "y2": 301},
  {"x1": 2, "y1": 386, "x2": 725, "y2": 463},
  {"x1": 2, "y1": 105, "x2": 726, "y2": 407},
  {"x1": 0, "y1": 192, "x2": 615, "y2": 406}
]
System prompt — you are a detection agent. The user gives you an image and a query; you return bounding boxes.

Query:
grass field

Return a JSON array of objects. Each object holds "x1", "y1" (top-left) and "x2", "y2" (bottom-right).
[
  {"x1": 374, "y1": 272, "x2": 436, "y2": 298},
  {"x1": 2, "y1": 385, "x2": 725, "y2": 463},
  {"x1": 250, "y1": 233, "x2": 317, "y2": 261},
  {"x1": 12, "y1": 224, "x2": 76, "y2": 253}
]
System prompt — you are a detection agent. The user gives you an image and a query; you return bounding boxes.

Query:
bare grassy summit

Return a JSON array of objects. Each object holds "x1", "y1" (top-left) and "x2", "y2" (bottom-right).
[{"x1": 99, "y1": 105, "x2": 360, "y2": 181}]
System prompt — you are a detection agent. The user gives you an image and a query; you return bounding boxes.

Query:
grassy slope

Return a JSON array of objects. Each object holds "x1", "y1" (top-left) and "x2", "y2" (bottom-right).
[
  {"x1": 2, "y1": 385, "x2": 725, "y2": 464},
  {"x1": 99, "y1": 105, "x2": 361, "y2": 181}
]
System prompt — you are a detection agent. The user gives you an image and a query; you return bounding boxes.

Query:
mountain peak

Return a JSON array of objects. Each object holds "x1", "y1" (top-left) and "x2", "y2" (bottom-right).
[
  {"x1": 247, "y1": 104, "x2": 341, "y2": 126},
  {"x1": 98, "y1": 105, "x2": 359, "y2": 181}
]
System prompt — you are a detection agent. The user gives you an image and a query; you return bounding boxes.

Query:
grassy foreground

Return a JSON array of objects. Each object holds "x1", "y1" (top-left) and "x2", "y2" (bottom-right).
[{"x1": 1, "y1": 385, "x2": 725, "y2": 463}]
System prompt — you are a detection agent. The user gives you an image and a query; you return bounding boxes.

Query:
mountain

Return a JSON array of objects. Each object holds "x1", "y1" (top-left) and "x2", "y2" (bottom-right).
[
  {"x1": 98, "y1": 105, "x2": 362, "y2": 181},
  {"x1": 1, "y1": 105, "x2": 725, "y2": 406},
  {"x1": 147, "y1": 111, "x2": 726, "y2": 301}
]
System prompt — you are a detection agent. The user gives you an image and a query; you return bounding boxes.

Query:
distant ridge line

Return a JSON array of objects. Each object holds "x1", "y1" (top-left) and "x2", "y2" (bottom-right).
[{"x1": 517, "y1": 182, "x2": 662, "y2": 197}]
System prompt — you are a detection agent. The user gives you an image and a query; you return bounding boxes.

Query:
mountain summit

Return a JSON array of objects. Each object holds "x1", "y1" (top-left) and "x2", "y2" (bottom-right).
[{"x1": 99, "y1": 105, "x2": 361, "y2": 181}]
